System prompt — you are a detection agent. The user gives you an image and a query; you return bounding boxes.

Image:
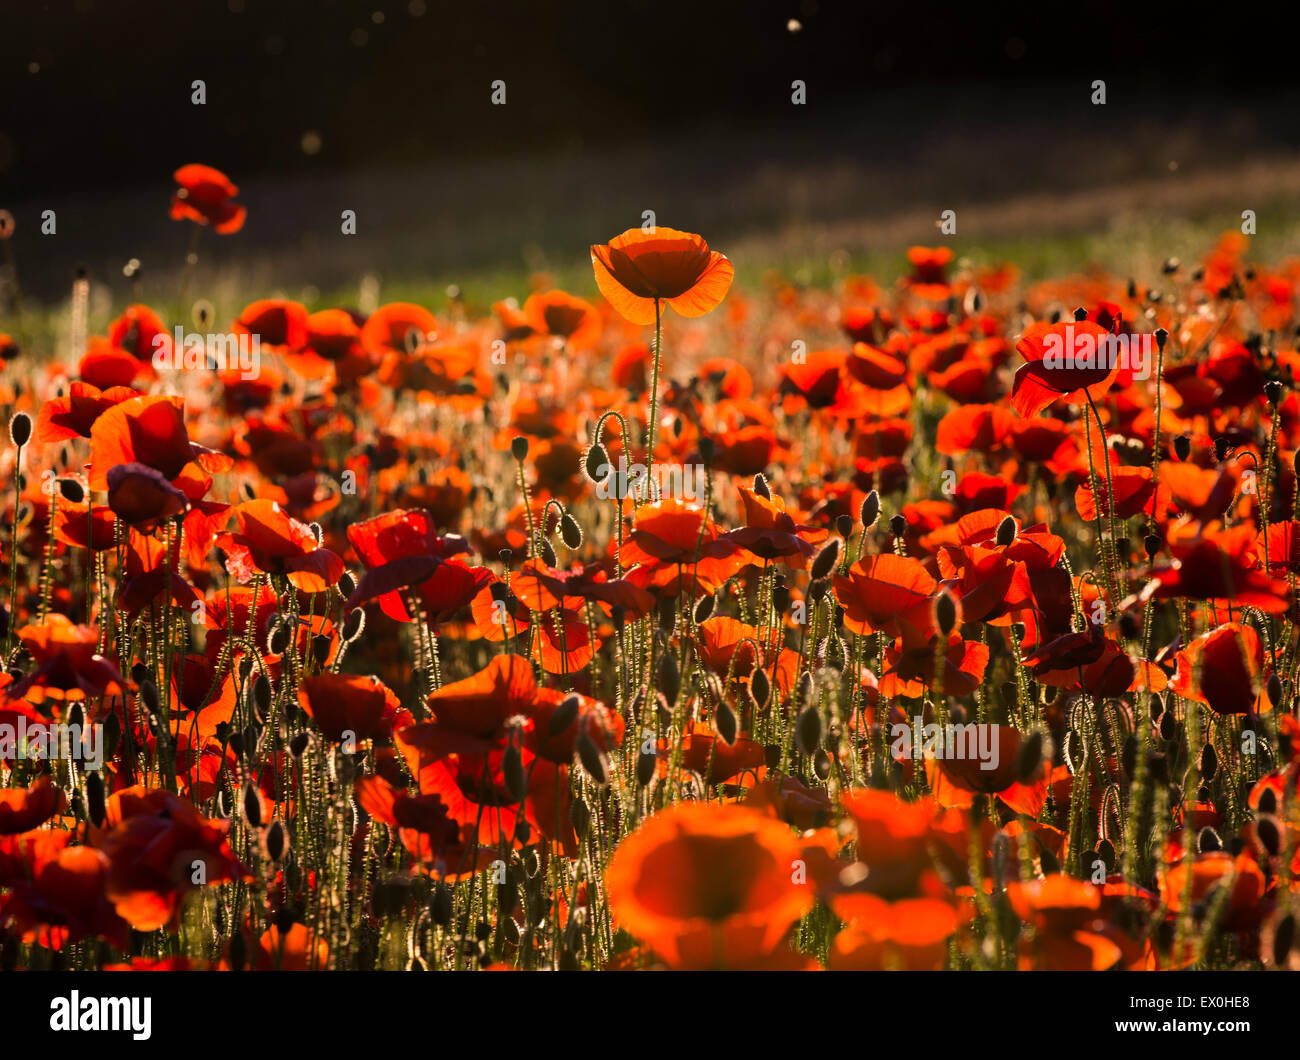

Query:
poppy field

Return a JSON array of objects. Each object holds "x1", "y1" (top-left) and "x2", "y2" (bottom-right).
[{"x1": 1, "y1": 162, "x2": 1299, "y2": 978}]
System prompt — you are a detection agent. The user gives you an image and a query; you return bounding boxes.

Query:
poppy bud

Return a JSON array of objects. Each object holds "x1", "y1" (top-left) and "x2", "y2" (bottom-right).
[
  {"x1": 1174, "y1": 434, "x2": 1191, "y2": 461},
  {"x1": 1073, "y1": 306, "x2": 1089, "y2": 322},
  {"x1": 934, "y1": 590, "x2": 959, "y2": 636},
  {"x1": 658, "y1": 652, "x2": 680, "y2": 707},
  {"x1": 751, "y1": 666, "x2": 771, "y2": 708},
  {"x1": 1258, "y1": 787, "x2": 1278, "y2": 816},
  {"x1": 811, "y1": 748, "x2": 831, "y2": 780},
  {"x1": 1267, "y1": 672, "x2": 1283, "y2": 709},
  {"x1": 242, "y1": 782, "x2": 263, "y2": 829},
  {"x1": 1015, "y1": 730, "x2": 1043, "y2": 782},
  {"x1": 715, "y1": 701, "x2": 738, "y2": 745},
  {"x1": 560, "y1": 512, "x2": 583, "y2": 549},
  {"x1": 139, "y1": 677, "x2": 161, "y2": 719},
  {"x1": 820, "y1": 634, "x2": 847, "y2": 671},
  {"x1": 7, "y1": 412, "x2": 31, "y2": 448},
  {"x1": 1094, "y1": 837, "x2": 1116, "y2": 874},
  {"x1": 547, "y1": 693, "x2": 581, "y2": 737},
  {"x1": 289, "y1": 730, "x2": 310, "y2": 758},
  {"x1": 576, "y1": 733, "x2": 608, "y2": 786},
  {"x1": 430, "y1": 882, "x2": 453, "y2": 925},
  {"x1": 1257, "y1": 816, "x2": 1281, "y2": 857},
  {"x1": 510, "y1": 436, "x2": 529, "y2": 462},
  {"x1": 502, "y1": 745, "x2": 526, "y2": 802},
  {"x1": 834, "y1": 513, "x2": 852, "y2": 539},
  {"x1": 85, "y1": 771, "x2": 106, "y2": 827},
  {"x1": 808, "y1": 579, "x2": 828, "y2": 604},
  {"x1": 889, "y1": 513, "x2": 907, "y2": 537},
  {"x1": 796, "y1": 670, "x2": 813, "y2": 706},
  {"x1": 795, "y1": 705, "x2": 822, "y2": 756},
  {"x1": 253, "y1": 673, "x2": 273, "y2": 717},
  {"x1": 57, "y1": 478, "x2": 85, "y2": 504},
  {"x1": 811, "y1": 538, "x2": 841, "y2": 580},
  {"x1": 342, "y1": 607, "x2": 366, "y2": 644},
  {"x1": 635, "y1": 749, "x2": 656, "y2": 786},
  {"x1": 1198, "y1": 742, "x2": 1218, "y2": 781},
  {"x1": 1143, "y1": 532, "x2": 1161, "y2": 559},
  {"x1": 1213, "y1": 436, "x2": 1230, "y2": 462},
  {"x1": 1157, "y1": 710, "x2": 1177, "y2": 742},
  {"x1": 698, "y1": 436, "x2": 715, "y2": 465},
  {"x1": 1266, "y1": 379, "x2": 1284, "y2": 406},
  {"x1": 337, "y1": 570, "x2": 356, "y2": 599},
  {"x1": 1197, "y1": 826, "x2": 1221, "y2": 853},
  {"x1": 539, "y1": 538, "x2": 557, "y2": 567},
  {"x1": 771, "y1": 583, "x2": 791, "y2": 614},
  {"x1": 995, "y1": 515, "x2": 1016, "y2": 548},
  {"x1": 265, "y1": 820, "x2": 288, "y2": 862},
  {"x1": 1269, "y1": 913, "x2": 1297, "y2": 968},
  {"x1": 584, "y1": 443, "x2": 610, "y2": 482},
  {"x1": 860, "y1": 490, "x2": 880, "y2": 529},
  {"x1": 693, "y1": 594, "x2": 715, "y2": 623},
  {"x1": 570, "y1": 797, "x2": 592, "y2": 839}
]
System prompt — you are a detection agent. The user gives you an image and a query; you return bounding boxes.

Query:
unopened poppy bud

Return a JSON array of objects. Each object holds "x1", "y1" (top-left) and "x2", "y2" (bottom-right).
[
  {"x1": 576, "y1": 733, "x2": 608, "y2": 786},
  {"x1": 510, "y1": 436, "x2": 529, "y2": 461},
  {"x1": 698, "y1": 436, "x2": 715, "y2": 465},
  {"x1": 85, "y1": 771, "x2": 106, "y2": 827},
  {"x1": 995, "y1": 515, "x2": 1016, "y2": 548},
  {"x1": 584, "y1": 443, "x2": 611, "y2": 482},
  {"x1": 1272, "y1": 913, "x2": 1296, "y2": 966},
  {"x1": 253, "y1": 673, "x2": 273, "y2": 717},
  {"x1": 889, "y1": 513, "x2": 907, "y2": 537},
  {"x1": 289, "y1": 730, "x2": 310, "y2": 758},
  {"x1": 1258, "y1": 787, "x2": 1278, "y2": 816},
  {"x1": 752, "y1": 473, "x2": 771, "y2": 500},
  {"x1": 796, "y1": 670, "x2": 813, "y2": 706},
  {"x1": 539, "y1": 537, "x2": 557, "y2": 567},
  {"x1": 57, "y1": 478, "x2": 85, "y2": 504},
  {"x1": 751, "y1": 667, "x2": 770, "y2": 708},
  {"x1": 835, "y1": 513, "x2": 852, "y2": 538},
  {"x1": 1213, "y1": 436, "x2": 1230, "y2": 461},
  {"x1": 811, "y1": 538, "x2": 841, "y2": 580},
  {"x1": 8, "y1": 412, "x2": 31, "y2": 448},
  {"x1": 570, "y1": 797, "x2": 592, "y2": 839},
  {"x1": 1267, "y1": 672, "x2": 1283, "y2": 708},
  {"x1": 337, "y1": 569, "x2": 356, "y2": 598},
  {"x1": 560, "y1": 512, "x2": 583, "y2": 549},
  {"x1": 242, "y1": 782, "x2": 263, "y2": 829},
  {"x1": 548, "y1": 693, "x2": 581, "y2": 737},
  {"x1": 658, "y1": 652, "x2": 680, "y2": 707},
  {"x1": 1197, "y1": 826, "x2": 1222, "y2": 853},
  {"x1": 860, "y1": 490, "x2": 880, "y2": 529},
  {"x1": 1198, "y1": 742, "x2": 1218, "y2": 781},
  {"x1": 265, "y1": 820, "x2": 288, "y2": 862},
  {"x1": 140, "y1": 677, "x2": 161, "y2": 719},
  {"x1": 635, "y1": 749, "x2": 656, "y2": 786},
  {"x1": 693, "y1": 594, "x2": 715, "y2": 623},
  {"x1": 1257, "y1": 816, "x2": 1281, "y2": 857},
  {"x1": 1173, "y1": 434, "x2": 1191, "y2": 461},
  {"x1": 771, "y1": 583, "x2": 791, "y2": 613},
  {"x1": 1153, "y1": 327, "x2": 1168, "y2": 350},
  {"x1": 503, "y1": 745, "x2": 526, "y2": 801},
  {"x1": 808, "y1": 579, "x2": 828, "y2": 603},
  {"x1": 795, "y1": 704, "x2": 822, "y2": 756},
  {"x1": 934, "y1": 590, "x2": 959, "y2": 636},
  {"x1": 715, "y1": 701, "x2": 738, "y2": 745}
]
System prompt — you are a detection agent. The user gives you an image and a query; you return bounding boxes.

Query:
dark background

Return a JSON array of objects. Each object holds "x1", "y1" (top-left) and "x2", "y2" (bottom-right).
[{"x1": 5, "y1": 0, "x2": 1297, "y2": 195}]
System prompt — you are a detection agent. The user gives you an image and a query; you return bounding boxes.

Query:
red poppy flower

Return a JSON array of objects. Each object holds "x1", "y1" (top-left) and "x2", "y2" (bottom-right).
[
  {"x1": 590, "y1": 227, "x2": 734, "y2": 325},
  {"x1": 170, "y1": 164, "x2": 246, "y2": 233},
  {"x1": 216, "y1": 499, "x2": 344, "y2": 592},
  {"x1": 1170, "y1": 622, "x2": 1270, "y2": 715},
  {"x1": 8, "y1": 615, "x2": 128, "y2": 703},
  {"x1": 106, "y1": 462, "x2": 188, "y2": 532},
  {"x1": 0, "y1": 777, "x2": 65, "y2": 834},
  {"x1": 1010, "y1": 320, "x2": 1119, "y2": 418},
  {"x1": 299, "y1": 673, "x2": 402, "y2": 744},
  {"x1": 833, "y1": 554, "x2": 937, "y2": 637}
]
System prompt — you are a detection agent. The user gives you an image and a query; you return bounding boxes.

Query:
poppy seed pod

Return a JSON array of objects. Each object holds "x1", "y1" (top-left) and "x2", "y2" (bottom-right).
[
  {"x1": 584, "y1": 443, "x2": 611, "y2": 482},
  {"x1": 860, "y1": 490, "x2": 880, "y2": 529},
  {"x1": 1144, "y1": 532, "x2": 1161, "y2": 559},
  {"x1": 1174, "y1": 434, "x2": 1191, "y2": 461},
  {"x1": 795, "y1": 704, "x2": 822, "y2": 756},
  {"x1": 510, "y1": 436, "x2": 529, "y2": 462},
  {"x1": 560, "y1": 512, "x2": 583, "y2": 549},
  {"x1": 934, "y1": 590, "x2": 959, "y2": 636},
  {"x1": 8, "y1": 412, "x2": 31, "y2": 448},
  {"x1": 1266, "y1": 379, "x2": 1284, "y2": 406},
  {"x1": 1073, "y1": 306, "x2": 1089, "y2": 322},
  {"x1": 693, "y1": 594, "x2": 715, "y2": 623},
  {"x1": 811, "y1": 538, "x2": 841, "y2": 580}
]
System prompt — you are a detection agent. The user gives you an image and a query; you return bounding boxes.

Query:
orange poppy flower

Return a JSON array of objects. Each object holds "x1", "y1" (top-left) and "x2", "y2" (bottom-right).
[
  {"x1": 1010, "y1": 319, "x2": 1119, "y2": 418},
  {"x1": 829, "y1": 894, "x2": 959, "y2": 970},
  {"x1": 605, "y1": 802, "x2": 812, "y2": 969},
  {"x1": 299, "y1": 673, "x2": 401, "y2": 744},
  {"x1": 590, "y1": 227, "x2": 734, "y2": 325},
  {"x1": 216, "y1": 499, "x2": 344, "y2": 592},
  {"x1": 523, "y1": 289, "x2": 601, "y2": 349},
  {"x1": 8, "y1": 615, "x2": 128, "y2": 702},
  {"x1": 170, "y1": 163, "x2": 246, "y2": 233},
  {"x1": 0, "y1": 777, "x2": 65, "y2": 834}
]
